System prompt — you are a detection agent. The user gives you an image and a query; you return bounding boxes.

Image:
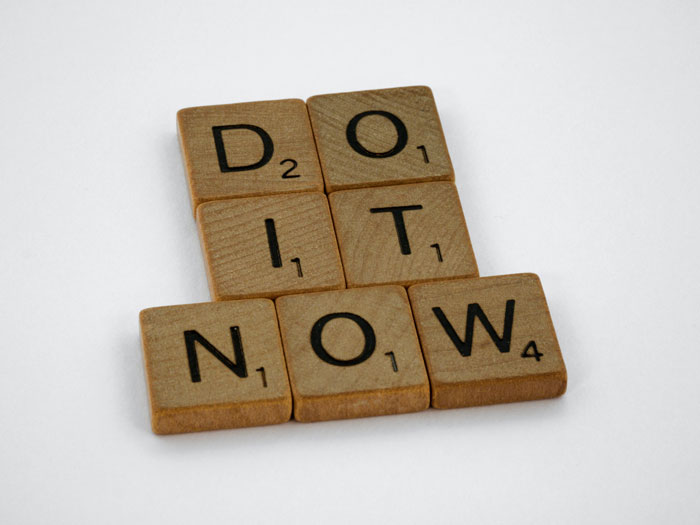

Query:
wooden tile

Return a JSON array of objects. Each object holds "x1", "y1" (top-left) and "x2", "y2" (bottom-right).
[
  {"x1": 276, "y1": 286, "x2": 430, "y2": 422},
  {"x1": 140, "y1": 299, "x2": 292, "y2": 434},
  {"x1": 197, "y1": 192, "x2": 345, "y2": 301},
  {"x1": 178, "y1": 99, "x2": 324, "y2": 213},
  {"x1": 408, "y1": 274, "x2": 567, "y2": 409},
  {"x1": 329, "y1": 182, "x2": 478, "y2": 288},
  {"x1": 307, "y1": 86, "x2": 454, "y2": 192}
]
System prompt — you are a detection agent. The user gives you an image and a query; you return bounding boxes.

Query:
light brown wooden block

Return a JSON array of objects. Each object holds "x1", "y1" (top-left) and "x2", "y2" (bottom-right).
[
  {"x1": 329, "y1": 182, "x2": 478, "y2": 288},
  {"x1": 276, "y1": 286, "x2": 430, "y2": 422},
  {"x1": 197, "y1": 192, "x2": 345, "y2": 301},
  {"x1": 408, "y1": 274, "x2": 567, "y2": 409},
  {"x1": 140, "y1": 299, "x2": 292, "y2": 434},
  {"x1": 307, "y1": 86, "x2": 454, "y2": 192},
  {"x1": 178, "y1": 99, "x2": 323, "y2": 213}
]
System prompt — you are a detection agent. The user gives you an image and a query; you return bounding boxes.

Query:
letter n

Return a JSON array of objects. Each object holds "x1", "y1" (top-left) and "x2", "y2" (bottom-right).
[{"x1": 183, "y1": 326, "x2": 248, "y2": 382}]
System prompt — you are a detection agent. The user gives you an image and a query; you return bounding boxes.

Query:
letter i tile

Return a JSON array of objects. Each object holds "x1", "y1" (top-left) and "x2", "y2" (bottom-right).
[
  {"x1": 275, "y1": 286, "x2": 430, "y2": 422},
  {"x1": 197, "y1": 192, "x2": 345, "y2": 300}
]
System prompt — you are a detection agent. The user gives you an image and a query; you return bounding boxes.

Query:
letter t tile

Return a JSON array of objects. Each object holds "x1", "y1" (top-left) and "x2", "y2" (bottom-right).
[{"x1": 329, "y1": 182, "x2": 479, "y2": 287}]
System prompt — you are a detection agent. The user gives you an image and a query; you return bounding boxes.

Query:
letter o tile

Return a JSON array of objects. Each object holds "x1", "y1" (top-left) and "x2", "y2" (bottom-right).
[{"x1": 275, "y1": 286, "x2": 430, "y2": 422}]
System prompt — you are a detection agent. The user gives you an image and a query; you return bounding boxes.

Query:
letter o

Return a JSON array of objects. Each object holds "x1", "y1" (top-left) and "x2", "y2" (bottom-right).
[
  {"x1": 345, "y1": 110, "x2": 408, "y2": 158},
  {"x1": 310, "y1": 312, "x2": 376, "y2": 367}
]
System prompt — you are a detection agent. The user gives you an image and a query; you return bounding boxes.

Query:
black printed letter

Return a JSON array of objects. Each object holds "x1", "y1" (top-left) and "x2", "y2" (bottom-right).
[
  {"x1": 370, "y1": 205, "x2": 423, "y2": 255},
  {"x1": 184, "y1": 326, "x2": 248, "y2": 382},
  {"x1": 265, "y1": 218, "x2": 282, "y2": 268},
  {"x1": 346, "y1": 110, "x2": 408, "y2": 158},
  {"x1": 432, "y1": 300, "x2": 515, "y2": 357},
  {"x1": 310, "y1": 312, "x2": 376, "y2": 366},
  {"x1": 212, "y1": 124, "x2": 274, "y2": 172}
]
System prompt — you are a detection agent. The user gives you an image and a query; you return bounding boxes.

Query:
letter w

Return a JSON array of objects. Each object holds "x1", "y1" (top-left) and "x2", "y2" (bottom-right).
[
  {"x1": 183, "y1": 327, "x2": 248, "y2": 383},
  {"x1": 431, "y1": 300, "x2": 515, "y2": 356}
]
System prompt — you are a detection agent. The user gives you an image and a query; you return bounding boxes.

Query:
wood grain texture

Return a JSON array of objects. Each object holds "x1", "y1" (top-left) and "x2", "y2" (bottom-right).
[
  {"x1": 140, "y1": 299, "x2": 292, "y2": 434},
  {"x1": 408, "y1": 274, "x2": 567, "y2": 409},
  {"x1": 276, "y1": 286, "x2": 430, "y2": 422},
  {"x1": 177, "y1": 99, "x2": 323, "y2": 214},
  {"x1": 307, "y1": 86, "x2": 454, "y2": 192},
  {"x1": 329, "y1": 182, "x2": 478, "y2": 288},
  {"x1": 197, "y1": 192, "x2": 345, "y2": 301}
]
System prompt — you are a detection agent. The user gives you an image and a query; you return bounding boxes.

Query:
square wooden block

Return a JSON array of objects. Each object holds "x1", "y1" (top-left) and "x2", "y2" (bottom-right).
[
  {"x1": 276, "y1": 286, "x2": 430, "y2": 422},
  {"x1": 408, "y1": 274, "x2": 567, "y2": 409},
  {"x1": 329, "y1": 182, "x2": 478, "y2": 288},
  {"x1": 307, "y1": 86, "x2": 454, "y2": 192},
  {"x1": 140, "y1": 299, "x2": 292, "y2": 434},
  {"x1": 197, "y1": 192, "x2": 345, "y2": 300},
  {"x1": 178, "y1": 99, "x2": 323, "y2": 213}
]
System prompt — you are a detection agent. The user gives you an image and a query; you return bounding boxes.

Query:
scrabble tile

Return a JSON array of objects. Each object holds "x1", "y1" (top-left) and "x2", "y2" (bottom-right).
[
  {"x1": 276, "y1": 286, "x2": 430, "y2": 422},
  {"x1": 329, "y1": 182, "x2": 478, "y2": 288},
  {"x1": 307, "y1": 86, "x2": 454, "y2": 192},
  {"x1": 140, "y1": 299, "x2": 292, "y2": 434},
  {"x1": 197, "y1": 192, "x2": 345, "y2": 301},
  {"x1": 178, "y1": 99, "x2": 324, "y2": 213},
  {"x1": 408, "y1": 274, "x2": 567, "y2": 409}
]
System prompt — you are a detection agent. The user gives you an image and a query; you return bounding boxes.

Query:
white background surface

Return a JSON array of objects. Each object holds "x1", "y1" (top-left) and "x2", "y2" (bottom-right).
[{"x1": 1, "y1": 1, "x2": 699, "y2": 523}]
